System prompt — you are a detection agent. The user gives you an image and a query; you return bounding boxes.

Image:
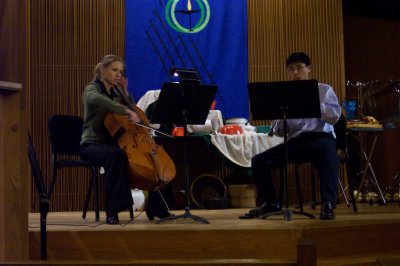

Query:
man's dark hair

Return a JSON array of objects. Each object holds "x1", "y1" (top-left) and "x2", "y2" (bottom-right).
[{"x1": 286, "y1": 52, "x2": 311, "y2": 67}]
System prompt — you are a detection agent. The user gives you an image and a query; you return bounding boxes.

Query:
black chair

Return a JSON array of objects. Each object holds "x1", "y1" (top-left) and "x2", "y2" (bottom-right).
[
  {"x1": 334, "y1": 114, "x2": 357, "y2": 212},
  {"x1": 334, "y1": 114, "x2": 357, "y2": 211},
  {"x1": 48, "y1": 114, "x2": 100, "y2": 222},
  {"x1": 294, "y1": 114, "x2": 357, "y2": 213}
]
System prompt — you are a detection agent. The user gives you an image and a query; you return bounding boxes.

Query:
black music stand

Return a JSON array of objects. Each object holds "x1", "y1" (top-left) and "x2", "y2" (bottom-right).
[
  {"x1": 248, "y1": 79, "x2": 321, "y2": 221},
  {"x1": 28, "y1": 133, "x2": 49, "y2": 260},
  {"x1": 151, "y1": 82, "x2": 217, "y2": 224}
]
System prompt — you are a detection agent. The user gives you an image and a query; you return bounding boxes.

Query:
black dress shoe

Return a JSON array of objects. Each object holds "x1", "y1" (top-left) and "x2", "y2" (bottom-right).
[
  {"x1": 106, "y1": 212, "x2": 120, "y2": 224},
  {"x1": 259, "y1": 202, "x2": 281, "y2": 215},
  {"x1": 320, "y1": 201, "x2": 335, "y2": 220},
  {"x1": 146, "y1": 211, "x2": 175, "y2": 221},
  {"x1": 248, "y1": 202, "x2": 274, "y2": 215},
  {"x1": 239, "y1": 202, "x2": 272, "y2": 219},
  {"x1": 248, "y1": 204, "x2": 265, "y2": 215},
  {"x1": 238, "y1": 212, "x2": 258, "y2": 219},
  {"x1": 239, "y1": 202, "x2": 281, "y2": 219}
]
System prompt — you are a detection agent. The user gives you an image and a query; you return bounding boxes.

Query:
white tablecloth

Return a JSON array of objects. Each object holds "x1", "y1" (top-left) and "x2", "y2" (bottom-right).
[{"x1": 210, "y1": 131, "x2": 283, "y2": 168}]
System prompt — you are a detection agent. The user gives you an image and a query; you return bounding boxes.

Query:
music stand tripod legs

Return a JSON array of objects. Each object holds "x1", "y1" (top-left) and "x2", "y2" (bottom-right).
[
  {"x1": 157, "y1": 118, "x2": 209, "y2": 224},
  {"x1": 248, "y1": 80, "x2": 321, "y2": 221},
  {"x1": 259, "y1": 111, "x2": 315, "y2": 221},
  {"x1": 150, "y1": 82, "x2": 217, "y2": 224}
]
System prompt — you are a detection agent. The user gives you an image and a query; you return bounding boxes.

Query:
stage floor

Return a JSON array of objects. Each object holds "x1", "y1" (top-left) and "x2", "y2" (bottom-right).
[{"x1": 28, "y1": 203, "x2": 400, "y2": 265}]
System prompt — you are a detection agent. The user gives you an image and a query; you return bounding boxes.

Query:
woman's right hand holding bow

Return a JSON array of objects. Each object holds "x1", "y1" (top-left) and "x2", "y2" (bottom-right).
[{"x1": 125, "y1": 108, "x2": 141, "y2": 123}]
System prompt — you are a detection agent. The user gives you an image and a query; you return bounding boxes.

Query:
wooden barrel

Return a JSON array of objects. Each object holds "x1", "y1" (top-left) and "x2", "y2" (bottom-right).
[
  {"x1": 227, "y1": 184, "x2": 257, "y2": 208},
  {"x1": 190, "y1": 174, "x2": 227, "y2": 209}
]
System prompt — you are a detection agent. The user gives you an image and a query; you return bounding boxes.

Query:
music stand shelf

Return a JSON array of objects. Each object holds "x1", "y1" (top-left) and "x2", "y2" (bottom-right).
[
  {"x1": 248, "y1": 79, "x2": 321, "y2": 221},
  {"x1": 151, "y1": 82, "x2": 217, "y2": 224}
]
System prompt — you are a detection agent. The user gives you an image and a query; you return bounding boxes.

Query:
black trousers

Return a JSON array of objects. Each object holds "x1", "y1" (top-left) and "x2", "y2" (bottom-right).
[
  {"x1": 146, "y1": 184, "x2": 175, "y2": 215},
  {"x1": 252, "y1": 132, "x2": 338, "y2": 205},
  {"x1": 80, "y1": 142, "x2": 133, "y2": 214},
  {"x1": 80, "y1": 142, "x2": 175, "y2": 215}
]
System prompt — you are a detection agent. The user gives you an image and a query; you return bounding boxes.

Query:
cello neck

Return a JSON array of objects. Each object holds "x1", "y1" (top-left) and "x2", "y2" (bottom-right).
[
  {"x1": 113, "y1": 85, "x2": 151, "y2": 126},
  {"x1": 113, "y1": 85, "x2": 136, "y2": 111}
]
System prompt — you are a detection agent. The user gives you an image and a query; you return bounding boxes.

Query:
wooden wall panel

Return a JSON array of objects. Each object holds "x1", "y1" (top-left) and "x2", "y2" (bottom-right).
[
  {"x1": 29, "y1": 0, "x2": 125, "y2": 212},
  {"x1": 343, "y1": 16, "x2": 400, "y2": 190},
  {"x1": 247, "y1": 0, "x2": 347, "y2": 200},
  {"x1": 248, "y1": 0, "x2": 345, "y2": 124},
  {"x1": 344, "y1": 15, "x2": 400, "y2": 83}
]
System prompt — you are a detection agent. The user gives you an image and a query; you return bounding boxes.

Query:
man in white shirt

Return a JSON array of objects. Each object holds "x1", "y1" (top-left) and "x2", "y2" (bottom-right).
[{"x1": 240, "y1": 52, "x2": 341, "y2": 220}]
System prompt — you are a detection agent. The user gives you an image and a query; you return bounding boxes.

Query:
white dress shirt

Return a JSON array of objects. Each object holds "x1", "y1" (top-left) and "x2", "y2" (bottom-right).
[{"x1": 271, "y1": 83, "x2": 341, "y2": 140}]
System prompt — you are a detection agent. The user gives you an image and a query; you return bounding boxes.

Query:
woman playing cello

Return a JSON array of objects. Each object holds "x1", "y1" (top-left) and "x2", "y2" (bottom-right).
[{"x1": 80, "y1": 54, "x2": 174, "y2": 224}]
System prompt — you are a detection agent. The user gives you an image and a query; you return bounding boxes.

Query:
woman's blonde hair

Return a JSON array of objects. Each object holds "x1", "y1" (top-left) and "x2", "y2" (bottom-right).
[{"x1": 93, "y1": 54, "x2": 125, "y2": 80}]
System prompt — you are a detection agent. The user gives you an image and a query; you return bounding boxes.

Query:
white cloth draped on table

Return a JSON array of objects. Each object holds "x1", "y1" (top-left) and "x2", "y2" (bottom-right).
[
  {"x1": 136, "y1": 89, "x2": 160, "y2": 111},
  {"x1": 210, "y1": 131, "x2": 283, "y2": 168},
  {"x1": 136, "y1": 89, "x2": 161, "y2": 129}
]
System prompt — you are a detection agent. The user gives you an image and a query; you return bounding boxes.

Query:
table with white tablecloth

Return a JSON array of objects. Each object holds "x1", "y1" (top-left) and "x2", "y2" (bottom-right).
[{"x1": 210, "y1": 131, "x2": 283, "y2": 168}]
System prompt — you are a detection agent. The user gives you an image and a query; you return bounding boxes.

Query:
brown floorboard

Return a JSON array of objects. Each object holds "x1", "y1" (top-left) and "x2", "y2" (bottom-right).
[{"x1": 25, "y1": 203, "x2": 400, "y2": 265}]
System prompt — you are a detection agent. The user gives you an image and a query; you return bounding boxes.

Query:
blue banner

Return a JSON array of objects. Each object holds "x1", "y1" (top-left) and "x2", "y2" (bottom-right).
[{"x1": 125, "y1": 0, "x2": 248, "y2": 119}]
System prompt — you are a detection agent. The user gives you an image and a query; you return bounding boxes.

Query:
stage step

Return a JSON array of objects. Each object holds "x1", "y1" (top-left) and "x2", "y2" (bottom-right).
[
  {"x1": 0, "y1": 259, "x2": 296, "y2": 265},
  {"x1": 26, "y1": 206, "x2": 400, "y2": 265}
]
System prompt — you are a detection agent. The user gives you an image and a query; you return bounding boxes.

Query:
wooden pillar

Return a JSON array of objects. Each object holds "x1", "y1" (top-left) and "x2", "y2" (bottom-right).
[
  {"x1": 0, "y1": 82, "x2": 28, "y2": 261},
  {"x1": 0, "y1": 0, "x2": 29, "y2": 261},
  {"x1": 297, "y1": 237, "x2": 317, "y2": 266}
]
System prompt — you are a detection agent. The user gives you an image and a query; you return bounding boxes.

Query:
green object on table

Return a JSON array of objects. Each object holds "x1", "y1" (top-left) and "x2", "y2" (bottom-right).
[{"x1": 256, "y1": 125, "x2": 271, "y2": 133}]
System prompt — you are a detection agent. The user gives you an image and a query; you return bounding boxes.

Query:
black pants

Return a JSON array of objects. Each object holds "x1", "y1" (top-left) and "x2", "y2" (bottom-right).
[
  {"x1": 252, "y1": 132, "x2": 338, "y2": 205},
  {"x1": 146, "y1": 184, "x2": 175, "y2": 215},
  {"x1": 80, "y1": 142, "x2": 133, "y2": 214},
  {"x1": 80, "y1": 142, "x2": 175, "y2": 215}
]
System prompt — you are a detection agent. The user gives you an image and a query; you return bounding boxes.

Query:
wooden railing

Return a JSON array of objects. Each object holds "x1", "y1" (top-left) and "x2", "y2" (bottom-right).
[{"x1": 0, "y1": 81, "x2": 28, "y2": 261}]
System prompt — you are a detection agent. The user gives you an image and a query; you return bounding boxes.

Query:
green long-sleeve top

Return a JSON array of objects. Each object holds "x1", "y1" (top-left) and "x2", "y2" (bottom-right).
[{"x1": 80, "y1": 80, "x2": 135, "y2": 145}]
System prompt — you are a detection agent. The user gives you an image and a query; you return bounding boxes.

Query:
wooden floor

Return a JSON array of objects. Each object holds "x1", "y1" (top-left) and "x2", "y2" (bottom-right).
[{"x1": 27, "y1": 203, "x2": 400, "y2": 265}]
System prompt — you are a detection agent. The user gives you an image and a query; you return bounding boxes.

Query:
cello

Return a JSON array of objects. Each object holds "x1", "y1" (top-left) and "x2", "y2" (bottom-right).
[{"x1": 104, "y1": 86, "x2": 176, "y2": 190}]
